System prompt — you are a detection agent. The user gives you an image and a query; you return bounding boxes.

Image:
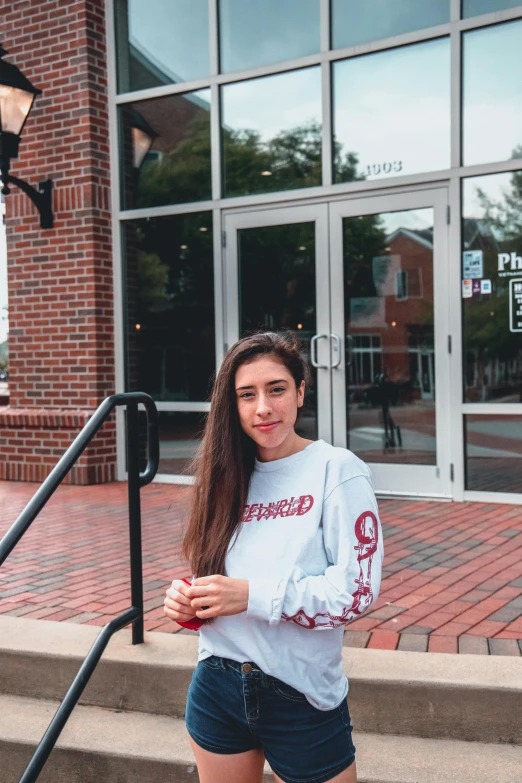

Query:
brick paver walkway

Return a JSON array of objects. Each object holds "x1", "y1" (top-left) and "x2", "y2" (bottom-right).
[{"x1": 1, "y1": 481, "x2": 521, "y2": 655}]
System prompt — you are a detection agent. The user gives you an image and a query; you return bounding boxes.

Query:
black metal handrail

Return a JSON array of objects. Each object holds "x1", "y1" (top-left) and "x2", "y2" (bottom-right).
[{"x1": 0, "y1": 392, "x2": 159, "y2": 783}]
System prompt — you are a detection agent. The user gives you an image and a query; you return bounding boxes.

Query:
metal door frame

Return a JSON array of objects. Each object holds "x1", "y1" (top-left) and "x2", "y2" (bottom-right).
[
  {"x1": 223, "y1": 204, "x2": 332, "y2": 443},
  {"x1": 329, "y1": 186, "x2": 452, "y2": 498}
]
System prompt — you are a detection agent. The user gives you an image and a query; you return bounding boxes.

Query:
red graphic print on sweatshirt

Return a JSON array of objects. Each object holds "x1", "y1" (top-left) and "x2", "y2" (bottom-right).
[
  {"x1": 281, "y1": 510, "x2": 379, "y2": 629},
  {"x1": 243, "y1": 495, "x2": 314, "y2": 522}
]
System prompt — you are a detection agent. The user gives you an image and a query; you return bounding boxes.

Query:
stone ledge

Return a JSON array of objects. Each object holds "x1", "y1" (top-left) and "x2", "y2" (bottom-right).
[{"x1": 0, "y1": 407, "x2": 94, "y2": 429}]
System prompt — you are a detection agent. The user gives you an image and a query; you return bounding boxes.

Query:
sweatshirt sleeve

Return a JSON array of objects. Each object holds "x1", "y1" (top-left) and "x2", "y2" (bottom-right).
[{"x1": 246, "y1": 473, "x2": 384, "y2": 629}]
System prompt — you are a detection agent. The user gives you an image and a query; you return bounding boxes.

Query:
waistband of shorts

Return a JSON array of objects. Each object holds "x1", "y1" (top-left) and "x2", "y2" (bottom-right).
[{"x1": 206, "y1": 654, "x2": 262, "y2": 673}]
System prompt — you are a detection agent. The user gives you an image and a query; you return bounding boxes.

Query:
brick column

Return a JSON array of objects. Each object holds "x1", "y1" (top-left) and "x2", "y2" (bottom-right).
[{"x1": 0, "y1": 0, "x2": 116, "y2": 484}]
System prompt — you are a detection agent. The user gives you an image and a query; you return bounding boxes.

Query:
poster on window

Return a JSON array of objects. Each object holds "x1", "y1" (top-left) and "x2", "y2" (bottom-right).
[{"x1": 463, "y1": 250, "x2": 483, "y2": 279}]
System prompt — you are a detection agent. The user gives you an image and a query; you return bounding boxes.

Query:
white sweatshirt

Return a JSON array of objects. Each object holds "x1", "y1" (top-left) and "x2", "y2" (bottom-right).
[{"x1": 197, "y1": 439, "x2": 384, "y2": 710}]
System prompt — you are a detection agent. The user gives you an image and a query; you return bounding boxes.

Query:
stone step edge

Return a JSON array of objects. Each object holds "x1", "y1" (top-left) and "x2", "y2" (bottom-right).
[
  {"x1": 2, "y1": 693, "x2": 522, "y2": 783},
  {"x1": 1, "y1": 615, "x2": 521, "y2": 691},
  {"x1": 2, "y1": 614, "x2": 522, "y2": 747}
]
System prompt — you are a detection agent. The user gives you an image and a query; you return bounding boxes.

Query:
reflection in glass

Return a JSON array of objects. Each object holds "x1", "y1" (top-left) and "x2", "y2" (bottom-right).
[
  {"x1": 463, "y1": 0, "x2": 522, "y2": 17},
  {"x1": 219, "y1": 0, "x2": 320, "y2": 73},
  {"x1": 462, "y1": 171, "x2": 522, "y2": 403},
  {"x1": 119, "y1": 90, "x2": 211, "y2": 209},
  {"x1": 123, "y1": 213, "x2": 215, "y2": 402},
  {"x1": 158, "y1": 411, "x2": 206, "y2": 475},
  {"x1": 222, "y1": 68, "x2": 322, "y2": 197},
  {"x1": 342, "y1": 209, "x2": 436, "y2": 465},
  {"x1": 463, "y1": 20, "x2": 522, "y2": 166},
  {"x1": 332, "y1": 0, "x2": 449, "y2": 49},
  {"x1": 238, "y1": 222, "x2": 317, "y2": 440},
  {"x1": 333, "y1": 39, "x2": 450, "y2": 183},
  {"x1": 115, "y1": 0, "x2": 209, "y2": 93},
  {"x1": 465, "y1": 415, "x2": 522, "y2": 492}
]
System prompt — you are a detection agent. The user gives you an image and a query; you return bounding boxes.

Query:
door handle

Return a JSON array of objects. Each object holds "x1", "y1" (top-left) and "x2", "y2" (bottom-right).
[
  {"x1": 330, "y1": 334, "x2": 342, "y2": 369},
  {"x1": 345, "y1": 334, "x2": 354, "y2": 367},
  {"x1": 310, "y1": 334, "x2": 328, "y2": 369}
]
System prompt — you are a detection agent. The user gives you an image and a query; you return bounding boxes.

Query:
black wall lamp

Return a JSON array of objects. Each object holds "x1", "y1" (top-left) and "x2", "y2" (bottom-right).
[{"x1": 0, "y1": 44, "x2": 53, "y2": 229}]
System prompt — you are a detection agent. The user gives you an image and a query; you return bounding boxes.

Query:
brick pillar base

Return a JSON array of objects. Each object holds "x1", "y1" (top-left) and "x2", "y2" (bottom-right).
[{"x1": 0, "y1": 408, "x2": 116, "y2": 485}]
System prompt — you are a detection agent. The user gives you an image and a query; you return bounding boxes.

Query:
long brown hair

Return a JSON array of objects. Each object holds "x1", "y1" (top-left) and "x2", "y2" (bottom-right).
[{"x1": 182, "y1": 330, "x2": 311, "y2": 579}]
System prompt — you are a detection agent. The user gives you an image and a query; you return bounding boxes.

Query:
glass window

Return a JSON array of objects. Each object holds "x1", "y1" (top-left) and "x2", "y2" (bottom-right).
[
  {"x1": 119, "y1": 90, "x2": 211, "y2": 209},
  {"x1": 114, "y1": 0, "x2": 210, "y2": 93},
  {"x1": 331, "y1": 0, "x2": 449, "y2": 49},
  {"x1": 333, "y1": 39, "x2": 450, "y2": 183},
  {"x1": 465, "y1": 415, "x2": 522, "y2": 492},
  {"x1": 462, "y1": 171, "x2": 522, "y2": 403},
  {"x1": 219, "y1": 0, "x2": 320, "y2": 73},
  {"x1": 238, "y1": 222, "x2": 318, "y2": 440},
  {"x1": 157, "y1": 411, "x2": 206, "y2": 475},
  {"x1": 463, "y1": 0, "x2": 522, "y2": 18},
  {"x1": 222, "y1": 68, "x2": 322, "y2": 197},
  {"x1": 463, "y1": 20, "x2": 522, "y2": 166},
  {"x1": 122, "y1": 212, "x2": 215, "y2": 402}
]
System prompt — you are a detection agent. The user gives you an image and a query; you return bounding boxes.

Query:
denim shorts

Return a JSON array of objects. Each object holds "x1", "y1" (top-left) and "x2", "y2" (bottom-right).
[{"x1": 185, "y1": 654, "x2": 356, "y2": 783}]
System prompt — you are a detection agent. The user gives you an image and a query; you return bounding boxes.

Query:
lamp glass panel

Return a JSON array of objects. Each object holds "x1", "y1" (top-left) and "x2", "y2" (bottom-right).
[
  {"x1": 131, "y1": 126, "x2": 152, "y2": 168},
  {"x1": 0, "y1": 86, "x2": 34, "y2": 135}
]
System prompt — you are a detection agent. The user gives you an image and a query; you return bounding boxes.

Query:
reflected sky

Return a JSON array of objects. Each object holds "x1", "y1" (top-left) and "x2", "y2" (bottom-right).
[
  {"x1": 220, "y1": 0, "x2": 320, "y2": 73},
  {"x1": 332, "y1": 0, "x2": 449, "y2": 49},
  {"x1": 121, "y1": 0, "x2": 209, "y2": 86},
  {"x1": 463, "y1": 0, "x2": 522, "y2": 17},
  {"x1": 379, "y1": 208, "x2": 433, "y2": 235},
  {"x1": 334, "y1": 38, "x2": 450, "y2": 181},
  {"x1": 222, "y1": 67, "x2": 321, "y2": 142},
  {"x1": 463, "y1": 171, "x2": 518, "y2": 220},
  {"x1": 463, "y1": 20, "x2": 522, "y2": 166}
]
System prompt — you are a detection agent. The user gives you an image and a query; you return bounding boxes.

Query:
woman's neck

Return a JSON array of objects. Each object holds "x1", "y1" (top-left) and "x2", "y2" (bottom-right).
[{"x1": 256, "y1": 431, "x2": 314, "y2": 463}]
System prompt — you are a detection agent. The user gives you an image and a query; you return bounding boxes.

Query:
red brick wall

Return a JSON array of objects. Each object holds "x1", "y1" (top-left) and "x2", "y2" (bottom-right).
[{"x1": 0, "y1": 0, "x2": 116, "y2": 484}]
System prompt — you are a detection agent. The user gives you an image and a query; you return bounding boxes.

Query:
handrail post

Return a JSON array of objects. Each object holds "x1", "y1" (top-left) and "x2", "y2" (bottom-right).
[{"x1": 126, "y1": 401, "x2": 144, "y2": 645}]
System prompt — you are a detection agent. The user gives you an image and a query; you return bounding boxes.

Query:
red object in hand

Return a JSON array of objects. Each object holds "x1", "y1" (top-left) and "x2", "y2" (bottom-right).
[{"x1": 174, "y1": 577, "x2": 205, "y2": 631}]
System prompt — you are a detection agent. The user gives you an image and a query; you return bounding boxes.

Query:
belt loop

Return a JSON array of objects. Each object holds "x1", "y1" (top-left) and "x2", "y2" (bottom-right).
[{"x1": 220, "y1": 656, "x2": 227, "y2": 670}]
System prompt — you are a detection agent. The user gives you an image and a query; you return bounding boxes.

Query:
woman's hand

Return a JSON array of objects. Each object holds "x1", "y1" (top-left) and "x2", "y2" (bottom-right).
[
  {"x1": 164, "y1": 579, "x2": 198, "y2": 624},
  {"x1": 185, "y1": 575, "x2": 249, "y2": 620}
]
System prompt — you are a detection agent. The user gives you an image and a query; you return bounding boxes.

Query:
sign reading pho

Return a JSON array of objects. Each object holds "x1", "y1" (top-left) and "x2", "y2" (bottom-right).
[
  {"x1": 509, "y1": 279, "x2": 522, "y2": 333},
  {"x1": 498, "y1": 252, "x2": 522, "y2": 277}
]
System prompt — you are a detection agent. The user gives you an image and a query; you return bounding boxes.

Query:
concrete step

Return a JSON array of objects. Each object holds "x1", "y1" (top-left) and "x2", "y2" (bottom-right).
[
  {"x1": 2, "y1": 693, "x2": 522, "y2": 783},
  {"x1": 1, "y1": 616, "x2": 522, "y2": 745}
]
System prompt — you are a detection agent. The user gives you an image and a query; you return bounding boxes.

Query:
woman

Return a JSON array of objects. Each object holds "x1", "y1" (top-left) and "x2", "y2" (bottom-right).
[{"x1": 164, "y1": 331, "x2": 383, "y2": 783}]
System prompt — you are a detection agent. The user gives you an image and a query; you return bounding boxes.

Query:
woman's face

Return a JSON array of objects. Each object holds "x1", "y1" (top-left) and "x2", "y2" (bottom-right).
[{"x1": 235, "y1": 355, "x2": 305, "y2": 454}]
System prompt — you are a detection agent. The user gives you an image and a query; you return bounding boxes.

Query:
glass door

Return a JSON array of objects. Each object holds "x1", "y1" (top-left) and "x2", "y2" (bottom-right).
[
  {"x1": 224, "y1": 204, "x2": 331, "y2": 442},
  {"x1": 330, "y1": 188, "x2": 452, "y2": 497}
]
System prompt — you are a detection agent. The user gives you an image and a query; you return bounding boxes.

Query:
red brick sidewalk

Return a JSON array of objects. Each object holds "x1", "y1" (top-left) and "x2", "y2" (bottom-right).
[{"x1": 0, "y1": 481, "x2": 521, "y2": 655}]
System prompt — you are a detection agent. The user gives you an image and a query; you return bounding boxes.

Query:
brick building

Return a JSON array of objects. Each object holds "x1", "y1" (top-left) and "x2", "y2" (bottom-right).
[
  {"x1": 1, "y1": 0, "x2": 115, "y2": 484},
  {"x1": 1, "y1": 0, "x2": 522, "y2": 501}
]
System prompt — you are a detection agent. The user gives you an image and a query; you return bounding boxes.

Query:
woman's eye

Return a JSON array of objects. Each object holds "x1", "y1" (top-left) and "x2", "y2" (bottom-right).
[
  {"x1": 271, "y1": 387, "x2": 285, "y2": 393},
  {"x1": 240, "y1": 392, "x2": 254, "y2": 399}
]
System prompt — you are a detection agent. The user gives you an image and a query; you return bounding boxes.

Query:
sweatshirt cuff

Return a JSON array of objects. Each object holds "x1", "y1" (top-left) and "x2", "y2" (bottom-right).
[{"x1": 247, "y1": 577, "x2": 283, "y2": 623}]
